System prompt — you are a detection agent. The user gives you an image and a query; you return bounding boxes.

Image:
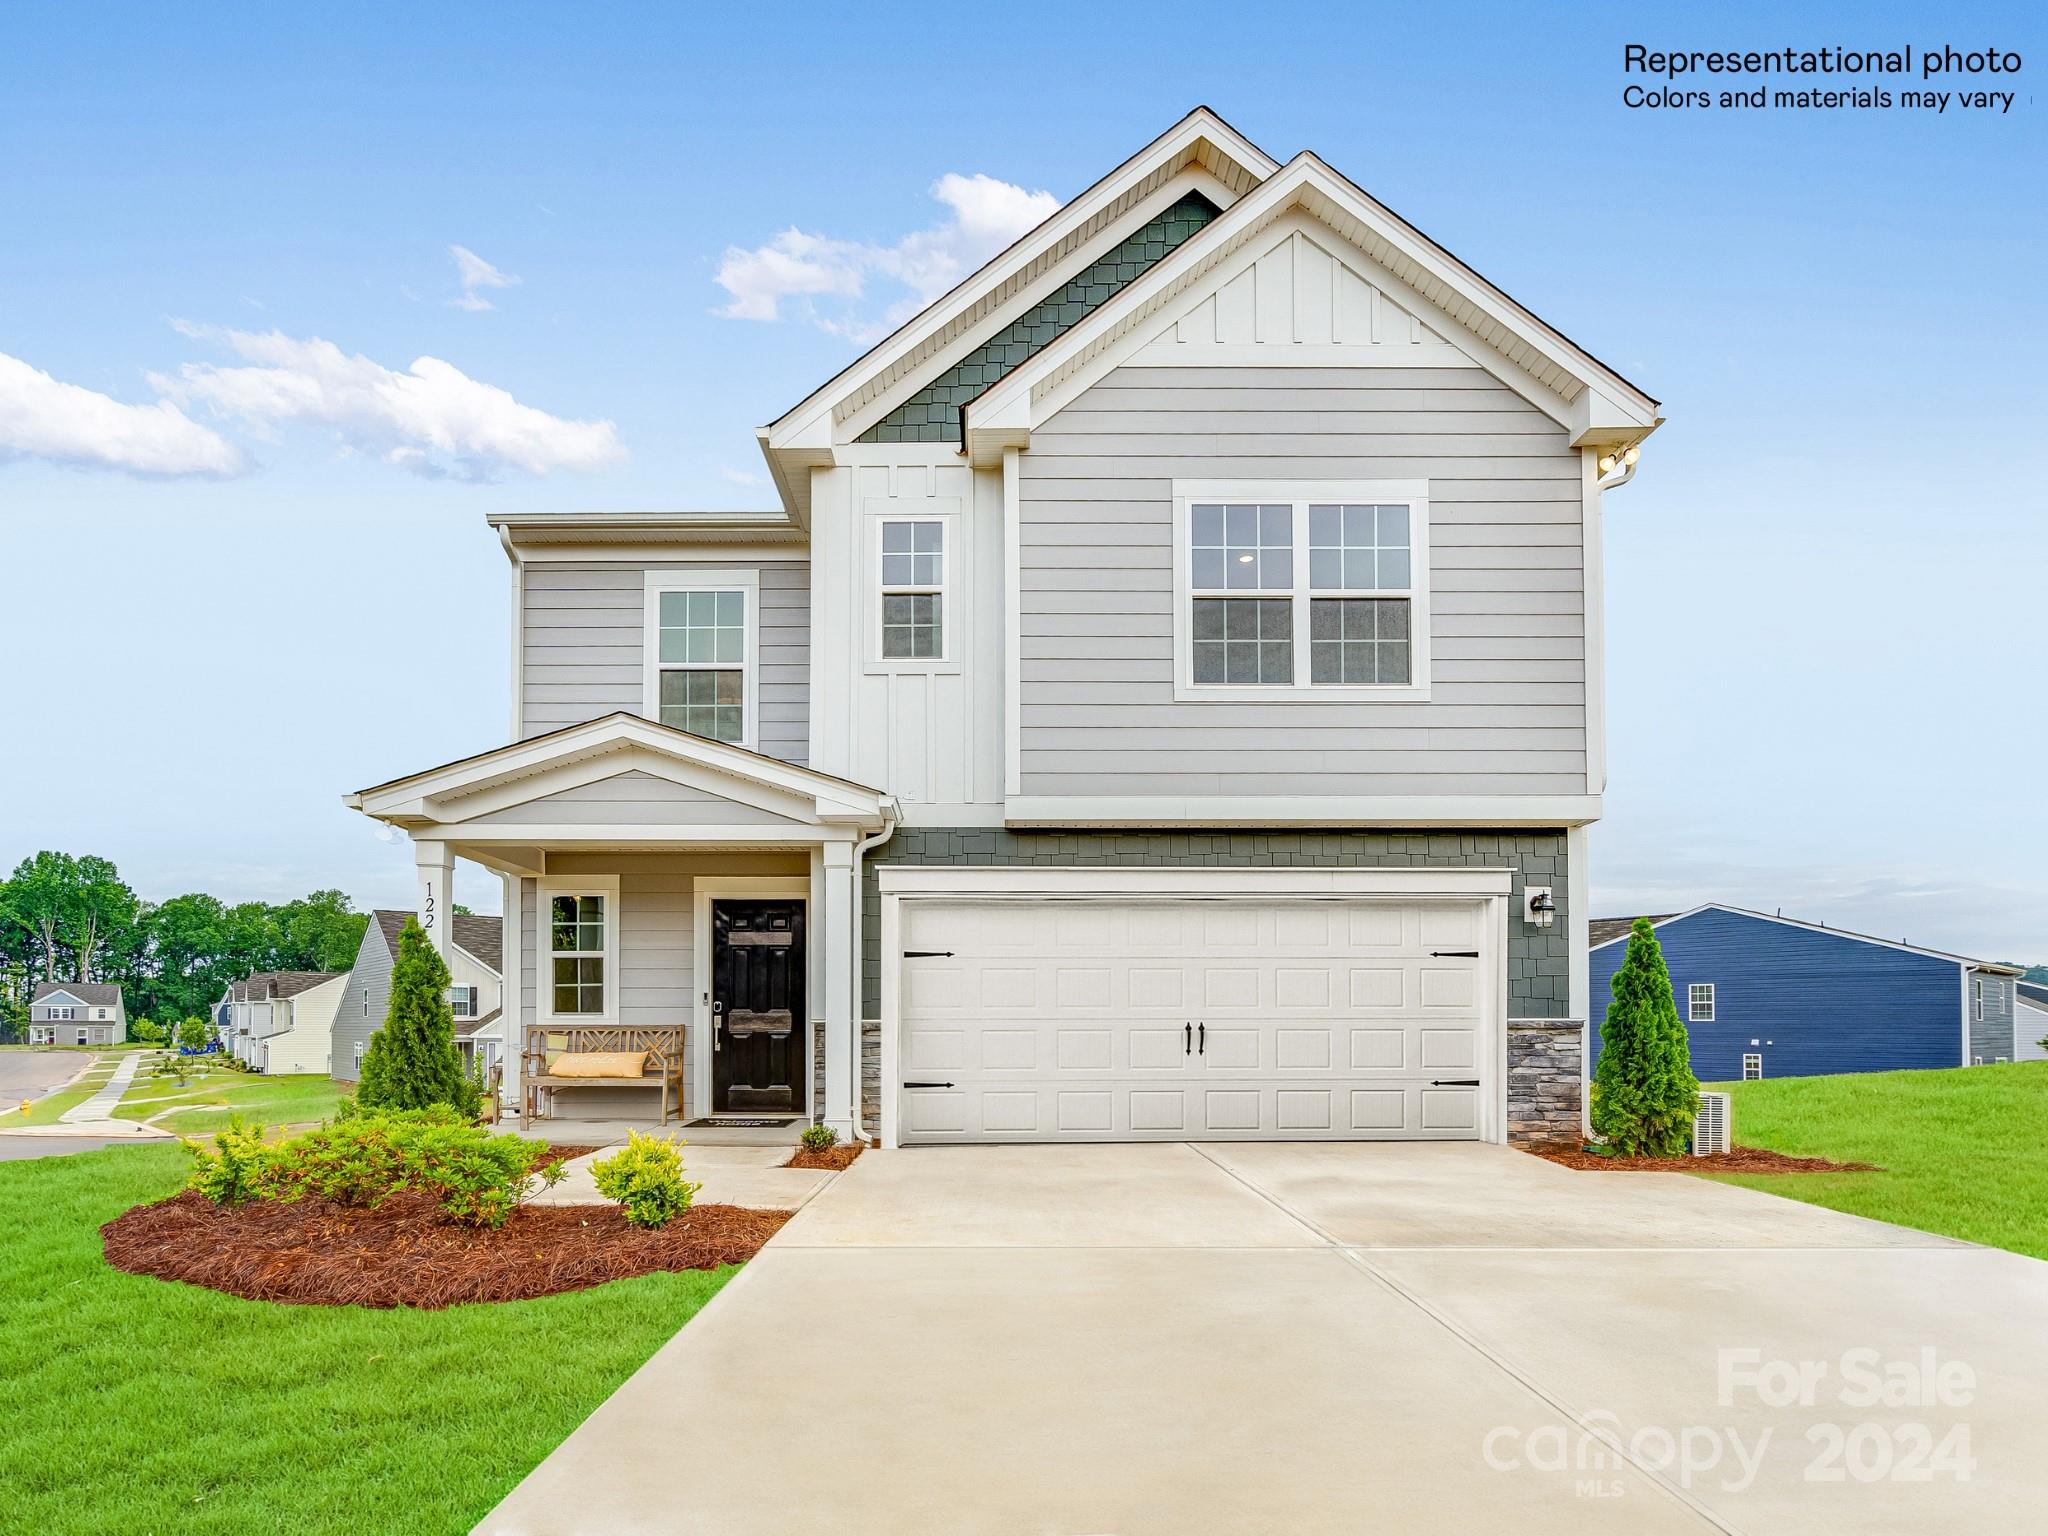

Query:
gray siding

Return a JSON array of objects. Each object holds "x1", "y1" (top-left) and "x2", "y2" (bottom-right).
[
  {"x1": 331, "y1": 922, "x2": 393, "y2": 1082},
  {"x1": 1015, "y1": 365, "x2": 1585, "y2": 798},
  {"x1": 466, "y1": 771, "x2": 802, "y2": 827},
  {"x1": 1970, "y1": 970, "x2": 2016, "y2": 1063},
  {"x1": 521, "y1": 558, "x2": 810, "y2": 765}
]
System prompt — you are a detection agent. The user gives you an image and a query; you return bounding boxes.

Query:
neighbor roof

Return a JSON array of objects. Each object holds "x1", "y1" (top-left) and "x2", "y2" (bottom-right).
[
  {"x1": 229, "y1": 972, "x2": 343, "y2": 1002},
  {"x1": 370, "y1": 910, "x2": 503, "y2": 975},
  {"x1": 1588, "y1": 903, "x2": 2025, "y2": 975},
  {"x1": 2018, "y1": 980, "x2": 2048, "y2": 1008},
  {"x1": 1588, "y1": 916, "x2": 1675, "y2": 948},
  {"x1": 32, "y1": 981, "x2": 123, "y2": 1006}
]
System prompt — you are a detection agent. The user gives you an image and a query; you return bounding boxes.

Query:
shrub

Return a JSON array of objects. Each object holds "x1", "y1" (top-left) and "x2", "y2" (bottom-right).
[
  {"x1": 257, "y1": 1110, "x2": 562, "y2": 1229},
  {"x1": 1590, "y1": 917, "x2": 1701, "y2": 1157},
  {"x1": 131, "y1": 1018, "x2": 169, "y2": 1045},
  {"x1": 799, "y1": 1122, "x2": 838, "y2": 1152},
  {"x1": 591, "y1": 1131, "x2": 701, "y2": 1229},
  {"x1": 358, "y1": 918, "x2": 474, "y2": 1116},
  {"x1": 184, "y1": 1117, "x2": 273, "y2": 1205},
  {"x1": 174, "y1": 1016, "x2": 211, "y2": 1052}
]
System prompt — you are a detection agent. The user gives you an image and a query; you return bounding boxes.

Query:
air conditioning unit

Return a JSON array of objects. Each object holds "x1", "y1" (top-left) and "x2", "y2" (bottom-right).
[{"x1": 1692, "y1": 1091, "x2": 1731, "y2": 1157}]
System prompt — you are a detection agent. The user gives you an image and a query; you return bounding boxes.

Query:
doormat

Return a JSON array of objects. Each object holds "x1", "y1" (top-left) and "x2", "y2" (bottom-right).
[{"x1": 685, "y1": 1117, "x2": 797, "y2": 1128}]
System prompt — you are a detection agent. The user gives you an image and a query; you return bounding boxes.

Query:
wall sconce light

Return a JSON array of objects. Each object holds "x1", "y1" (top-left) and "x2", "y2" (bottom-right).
[{"x1": 1525, "y1": 887, "x2": 1556, "y2": 929}]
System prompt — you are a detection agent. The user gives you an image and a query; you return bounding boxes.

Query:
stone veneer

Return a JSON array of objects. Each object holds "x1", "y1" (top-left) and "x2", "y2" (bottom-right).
[{"x1": 1506, "y1": 1019, "x2": 1585, "y2": 1147}]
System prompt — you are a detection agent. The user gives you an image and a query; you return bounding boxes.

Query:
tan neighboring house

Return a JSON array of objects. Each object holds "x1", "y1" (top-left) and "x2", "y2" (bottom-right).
[
  {"x1": 29, "y1": 982, "x2": 127, "y2": 1045},
  {"x1": 347, "y1": 108, "x2": 1660, "y2": 1148},
  {"x1": 224, "y1": 972, "x2": 347, "y2": 1075}
]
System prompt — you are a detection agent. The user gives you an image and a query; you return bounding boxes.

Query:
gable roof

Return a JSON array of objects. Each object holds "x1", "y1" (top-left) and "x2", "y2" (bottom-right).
[
  {"x1": 1588, "y1": 916, "x2": 1675, "y2": 948},
  {"x1": 960, "y1": 150, "x2": 1660, "y2": 463},
  {"x1": 229, "y1": 971, "x2": 344, "y2": 1003},
  {"x1": 1589, "y1": 903, "x2": 2025, "y2": 975},
  {"x1": 369, "y1": 909, "x2": 504, "y2": 975},
  {"x1": 2018, "y1": 980, "x2": 2048, "y2": 1009},
  {"x1": 32, "y1": 981, "x2": 122, "y2": 1006}
]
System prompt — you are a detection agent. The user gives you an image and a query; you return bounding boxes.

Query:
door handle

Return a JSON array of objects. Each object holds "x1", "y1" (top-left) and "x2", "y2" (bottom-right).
[
  {"x1": 1184, "y1": 1022, "x2": 1192, "y2": 1056},
  {"x1": 1198, "y1": 1022, "x2": 1206, "y2": 1054}
]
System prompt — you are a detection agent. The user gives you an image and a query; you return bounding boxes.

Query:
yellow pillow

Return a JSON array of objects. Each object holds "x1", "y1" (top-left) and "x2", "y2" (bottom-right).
[{"x1": 552, "y1": 1050, "x2": 649, "y2": 1079}]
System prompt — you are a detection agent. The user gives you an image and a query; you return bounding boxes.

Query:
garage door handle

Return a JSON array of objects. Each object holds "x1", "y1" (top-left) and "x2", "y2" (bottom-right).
[
  {"x1": 903, "y1": 1081, "x2": 955, "y2": 1089},
  {"x1": 1198, "y1": 1022, "x2": 1205, "y2": 1054},
  {"x1": 1184, "y1": 1023, "x2": 1192, "y2": 1056},
  {"x1": 1430, "y1": 1078, "x2": 1481, "y2": 1087},
  {"x1": 1430, "y1": 950, "x2": 1479, "y2": 958},
  {"x1": 903, "y1": 950, "x2": 954, "y2": 958}
]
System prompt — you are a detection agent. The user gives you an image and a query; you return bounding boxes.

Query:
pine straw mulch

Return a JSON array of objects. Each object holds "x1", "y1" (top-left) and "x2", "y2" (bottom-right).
[
  {"x1": 784, "y1": 1142, "x2": 864, "y2": 1171},
  {"x1": 1529, "y1": 1144, "x2": 1880, "y2": 1175},
  {"x1": 100, "y1": 1190, "x2": 790, "y2": 1309}
]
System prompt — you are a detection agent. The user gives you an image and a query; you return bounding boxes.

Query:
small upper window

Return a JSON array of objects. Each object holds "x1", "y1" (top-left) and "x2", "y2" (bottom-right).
[
  {"x1": 880, "y1": 519, "x2": 945, "y2": 660},
  {"x1": 1688, "y1": 983, "x2": 1716, "y2": 1023}
]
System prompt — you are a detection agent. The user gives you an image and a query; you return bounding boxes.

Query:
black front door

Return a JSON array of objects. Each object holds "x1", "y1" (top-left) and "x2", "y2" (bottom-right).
[{"x1": 712, "y1": 901, "x2": 806, "y2": 1114}]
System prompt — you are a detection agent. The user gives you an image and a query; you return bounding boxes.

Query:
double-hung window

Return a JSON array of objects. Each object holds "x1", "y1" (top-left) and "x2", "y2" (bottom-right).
[
  {"x1": 545, "y1": 889, "x2": 612, "y2": 1018},
  {"x1": 446, "y1": 985, "x2": 478, "y2": 1019},
  {"x1": 879, "y1": 519, "x2": 945, "y2": 660},
  {"x1": 1742, "y1": 1053, "x2": 1763, "y2": 1080},
  {"x1": 644, "y1": 570, "x2": 758, "y2": 749},
  {"x1": 1688, "y1": 983, "x2": 1716, "y2": 1023},
  {"x1": 1174, "y1": 482, "x2": 1429, "y2": 700}
]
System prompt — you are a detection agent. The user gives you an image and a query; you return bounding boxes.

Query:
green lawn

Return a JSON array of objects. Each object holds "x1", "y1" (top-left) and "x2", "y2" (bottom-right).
[
  {"x1": 0, "y1": 1143, "x2": 735, "y2": 1535},
  {"x1": 1706, "y1": 1063, "x2": 2048, "y2": 1259},
  {"x1": 114, "y1": 1063, "x2": 347, "y2": 1133}
]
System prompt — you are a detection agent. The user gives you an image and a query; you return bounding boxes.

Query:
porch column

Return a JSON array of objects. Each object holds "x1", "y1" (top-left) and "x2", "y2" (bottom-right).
[
  {"x1": 822, "y1": 840, "x2": 856, "y2": 1140},
  {"x1": 413, "y1": 839, "x2": 456, "y2": 962}
]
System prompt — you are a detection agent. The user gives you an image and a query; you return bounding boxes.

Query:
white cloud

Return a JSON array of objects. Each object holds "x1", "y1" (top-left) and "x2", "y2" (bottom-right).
[
  {"x1": 448, "y1": 244, "x2": 519, "y2": 311},
  {"x1": 155, "y1": 324, "x2": 623, "y2": 480},
  {"x1": 714, "y1": 171, "x2": 1059, "y2": 343},
  {"x1": 0, "y1": 349, "x2": 242, "y2": 477},
  {"x1": 718, "y1": 465, "x2": 761, "y2": 487}
]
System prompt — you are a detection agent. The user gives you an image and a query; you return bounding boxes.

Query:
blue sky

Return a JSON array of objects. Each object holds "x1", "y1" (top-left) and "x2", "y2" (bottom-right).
[{"x1": 2, "y1": 1, "x2": 2042, "y2": 957}]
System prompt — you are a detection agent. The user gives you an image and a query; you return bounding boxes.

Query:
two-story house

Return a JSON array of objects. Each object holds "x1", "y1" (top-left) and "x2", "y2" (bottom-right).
[
  {"x1": 333, "y1": 909, "x2": 507, "y2": 1084},
  {"x1": 223, "y1": 971, "x2": 348, "y2": 1074},
  {"x1": 347, "y1": 109, "x2": 1659, "y2": 1149},
  {"x1": 28, "y1": 981, "x2": 127, "y2": 1046}
]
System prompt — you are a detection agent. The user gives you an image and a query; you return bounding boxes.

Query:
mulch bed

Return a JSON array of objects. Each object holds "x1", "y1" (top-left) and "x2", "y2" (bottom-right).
[
  {"x1": 1530, "y1": 1144, "x2": 1879, "y2": 1174},
  {"x1": 784, "y1": 1142, "x2": 864, "y2": 1171},
  {"x1": 101, "y1": 1191, "x2": 789, "y2": 1309}
]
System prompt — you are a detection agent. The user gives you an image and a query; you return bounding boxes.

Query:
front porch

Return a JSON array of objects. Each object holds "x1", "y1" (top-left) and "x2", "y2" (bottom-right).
[{"x1": 346, "y1": 713, "x2": 895, "y2": 1141}]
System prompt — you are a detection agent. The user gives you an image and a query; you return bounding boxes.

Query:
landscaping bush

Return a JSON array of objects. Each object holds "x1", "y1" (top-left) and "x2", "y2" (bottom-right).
[
  {"x1": 185, "y1": 1109, "x2": 563, "y2": 1229},
  {"x1": 591, "y1": 1131, "x2": 701, "y2": 1229},
  {"x1": 799, "y1": 1122, "x2": 838, "y2": 1153},
  {"x1": 357, "y1": 918, "x2": 478, "y2": 1118},
  {"x1": 183, "y1": 1116, "x2": 273, "y2": 1206},
  {"x1": 174, "y1": 1016, "x2": 211, "y2": 1052},
  {"x1": 131, "y1": 1018, "x2": 169, "y2": 1045},
  {"x1": 1589, "y1": 916, "x2": 1701, "y2": 1157}
]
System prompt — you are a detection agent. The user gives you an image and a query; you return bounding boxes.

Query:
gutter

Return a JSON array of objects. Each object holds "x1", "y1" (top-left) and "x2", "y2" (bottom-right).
[{"x1": 847, "y1": 799, "x2": 901, "y2": 1143}]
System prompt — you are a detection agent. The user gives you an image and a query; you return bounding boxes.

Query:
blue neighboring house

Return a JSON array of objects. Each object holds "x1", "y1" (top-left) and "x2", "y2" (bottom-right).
[{"x1": 1589, "y1": 904, "x2": 2024, "y2": 1083}]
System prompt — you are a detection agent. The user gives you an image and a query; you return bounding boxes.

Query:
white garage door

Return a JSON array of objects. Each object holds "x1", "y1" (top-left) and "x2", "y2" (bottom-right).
[{"x1": 896, "y1": 898, "x2": 1491, "y2": 1143}]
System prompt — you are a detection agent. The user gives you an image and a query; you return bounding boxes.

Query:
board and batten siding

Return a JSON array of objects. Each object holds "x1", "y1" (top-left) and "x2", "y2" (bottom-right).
[
  {"x1": 1014, "y1": 364, "x2": 1586, "y2": 799},
  {"x1": 520, "y1": 558, "x2": 810, "y2": 766}
]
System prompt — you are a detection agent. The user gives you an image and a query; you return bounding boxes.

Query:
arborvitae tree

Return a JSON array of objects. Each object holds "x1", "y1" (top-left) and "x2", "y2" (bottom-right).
[
  {"x1": 1590, "y1": 916, "x2": 1701, "y2": 1156},
  {"x1": 357, "y1": 917, "x2": 477, "y2": 1116}
]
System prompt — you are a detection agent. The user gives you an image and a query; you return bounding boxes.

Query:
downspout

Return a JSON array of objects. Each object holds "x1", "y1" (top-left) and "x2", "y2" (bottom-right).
[{"x1": 848, "y1": 799, "x2": 900, "y2": 1144}]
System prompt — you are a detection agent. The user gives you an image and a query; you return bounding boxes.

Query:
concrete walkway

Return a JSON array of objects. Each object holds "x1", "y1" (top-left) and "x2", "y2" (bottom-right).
[
  {"x1": 528, "y1": 1143, "x2": 837, "y2": 1212},
  {"x1": 479, "y1": 1143, "x2": 2048, "y2": 1536},
  {"x1": 59, "y1": 1049, "x2": 149, "y2": 1123}
]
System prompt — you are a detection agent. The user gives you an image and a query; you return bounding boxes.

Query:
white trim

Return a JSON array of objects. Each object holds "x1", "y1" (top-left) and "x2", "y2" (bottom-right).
[
  {"x1": 1002, "y1": 447, "x2": 1023, "y2": 798},
  {"x1": 1581, "y1": 449, "x2": 1606, "y2": 795},
  {"x1": 512, "y1": 541, "x2": 809, "y2": 563},
  {"x1": 501, "y1": 524, "x2": 525, "y2": 739},
  {"x1": 875, "y1": 867, "x2": 1511, "y2": 1149},
  {"x1": 1170, "y1": 479, "x2": 1431, "y2": 702},
  {"x1": 642, "y1": 568, "x2": 760, "y2": 752},
  {"x1": 536, "y1": 875, "x2": 619, "y2": 1026},
  {"x1": 1002, "y1": 793, "x2": 1602, "y2": 828},
  {"x1": 692, "y1": 876, "x2": 811, "y2": 1123},
  {"x1": 869, "y1": 506, "x2": 958, "y2": 672},
  {"x1": 1586, "y1": 902, "x2": 2022, "y2": 973},
  {"x1": 1688, "y1": 982, "x2": 1716, "y2": 1023},
  {"x1": 443, "y1": 823, "x2": 857, "y2": 848}
]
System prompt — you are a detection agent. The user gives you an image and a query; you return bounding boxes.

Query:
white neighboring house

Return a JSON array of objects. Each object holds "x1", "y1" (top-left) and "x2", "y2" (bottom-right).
[
  {"x1": 2018, "y1": 981, "x2": 2048, "y2": 1064},
  {"x1": 224, "y1": 972, "x2": 348, "y2": 1074},
  {"x1": 333, "y1": 910, "x2": 506, "y2": 1084},
  {"x1": 28, "y1": 982, "x2": 127, "y2": 1045}
]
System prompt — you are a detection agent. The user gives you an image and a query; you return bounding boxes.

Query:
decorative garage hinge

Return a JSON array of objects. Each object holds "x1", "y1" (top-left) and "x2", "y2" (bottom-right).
[
  {"x1": 1430, "y1": 1079, "x2": 1482, "y2": 1087},
  {"x1": 1429, "y1": 950, "x2": 1479, "y2": 958},
  {"x1": 902, "y1": 950, "x2": 955, "y2": 958},
  {"x1": 903, "y1": 1081, "x2": 956, "y2": 1089}
]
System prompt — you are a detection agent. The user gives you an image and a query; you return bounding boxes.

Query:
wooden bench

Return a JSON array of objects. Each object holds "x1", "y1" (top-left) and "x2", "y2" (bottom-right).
[{"x1": 523, "y1": 1026, "x2": 685, "y2": 1124}]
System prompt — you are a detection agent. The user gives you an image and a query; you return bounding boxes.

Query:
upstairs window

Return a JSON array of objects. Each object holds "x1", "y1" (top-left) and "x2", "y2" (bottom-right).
[
  {"x1": 879, "y1": 519, "x2": 945, "y2": 660},
  {"x1": 644, "y1": 570, "x2": 758, "y2": 749},
  {"x1": 1688, "y1": 983, "x2": 1716, "y2": 1022},
  {"x1": 446, "y1": 986, "x2": 478, "y2": 1019},
  {"x1": 1973, "y1": 977, "x2": 1985, "y2": 1021},
  {"x1": 1174, "y1": 483, "x2": 1429, "y2": 700}
]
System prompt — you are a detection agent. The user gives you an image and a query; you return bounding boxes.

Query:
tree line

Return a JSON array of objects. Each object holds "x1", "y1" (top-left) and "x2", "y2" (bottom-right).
[{"x1": 0, "y1": 851, "x2": 371, "y2": 1038}]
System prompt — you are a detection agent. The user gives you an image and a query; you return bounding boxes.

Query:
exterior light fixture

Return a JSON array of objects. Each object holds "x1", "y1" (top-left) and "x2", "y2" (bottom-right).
[{"x1": 1525, "y1": 887, "x2": 1556, "y2": 929}]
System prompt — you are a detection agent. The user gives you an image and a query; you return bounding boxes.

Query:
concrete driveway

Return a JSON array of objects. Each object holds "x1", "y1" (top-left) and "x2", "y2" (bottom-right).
[{"x1": 478, "y1": 1143, "x2": 2048, "y2": 1536}]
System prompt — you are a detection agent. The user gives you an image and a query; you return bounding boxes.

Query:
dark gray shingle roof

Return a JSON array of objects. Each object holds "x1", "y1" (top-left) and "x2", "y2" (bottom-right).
[
  {"x1": 32, "y1": 980, "x2": 123, "y2": 1006},
  {"x1": 1588, "y1": 916, "x2": 1675, "y2": 948},
  {"x1": 230, "y1": 971, "x2": 344, "y2": 1002},
  {"x1": 371, "y1": 909, "x2": 502, "y2": 974}
]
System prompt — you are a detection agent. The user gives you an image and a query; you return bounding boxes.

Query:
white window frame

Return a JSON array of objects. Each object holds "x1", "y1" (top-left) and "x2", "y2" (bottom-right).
[
  {"x1": 447, "y1": 985, "x2": 478, "y2": 1019},
  {"x1": 1742, "y1": 1053, "x2": 1762, "y2": 1080},
  {"x1": 51, "y1": 1006, "x2": 76, "y2": 1021},
  {"x1": 1973, "y1": 976, "x2": 1984, "y2": 1021},
  {"x1": 1171, "y1": 480, "x2": 1431, "y2": 702},
  {"x1": 539, "y1": 876, "x2": 619, "y2": 1025},
  {"x1": 874, "y1": 515, "x2": 952, "y2": 667},
  {"x1": 642, "y1": 568, "x2": 760, "y2": 751},
  {"x1": 1688, "y1": 983, "x2": 1716, "y2": 1022},
  {"x1": 353, "y1": 1040, "x2": 365, "y2": 1072}
]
